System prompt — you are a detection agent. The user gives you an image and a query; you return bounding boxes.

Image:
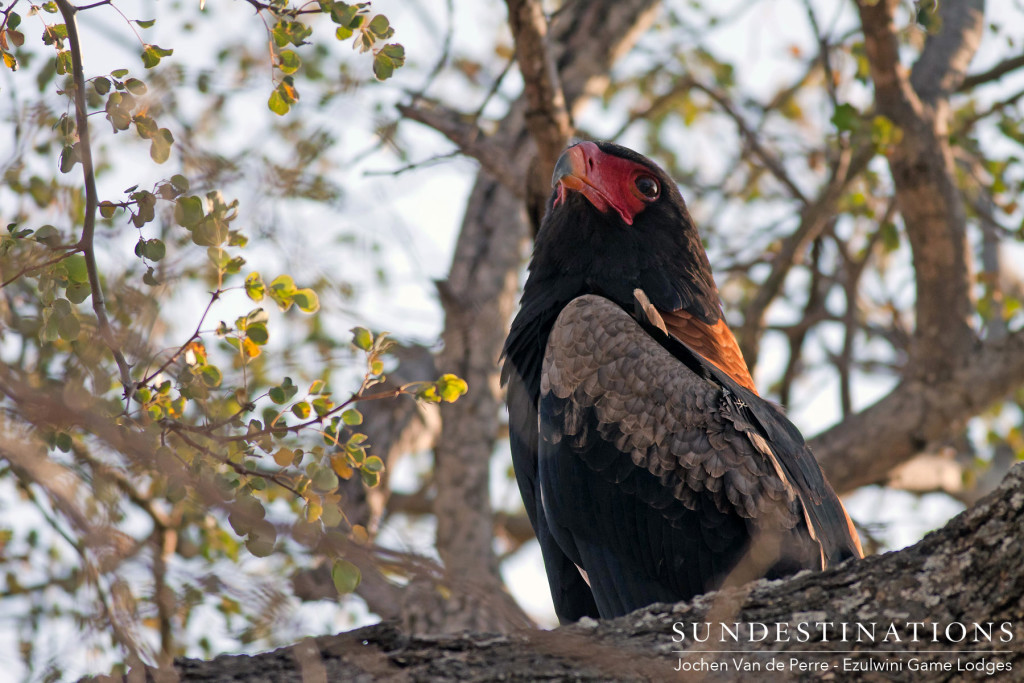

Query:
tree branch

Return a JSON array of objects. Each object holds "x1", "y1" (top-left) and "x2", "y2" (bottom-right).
[
  {"x1": 856, "y1": 0, "x2": 978, "y2": 378},
  {"x1": 958, "y1": 52, "x2": 1024, "y2": 91},
  {"x1": 124, "y1": 463, "x2": 1024, "y2": 681},
  {"x1": 736, "y1": 145, "x2": 873, "y2": 369},
  {"x1": 910, "y1": 0, "x2": 985, "y2": 103},
  {"x1": 504, "y1": 0, "x2": 572, "y2": 168},
  {"x1": 504, "y1": 0, "x2": 574, "y2": 230},
  {"x1": 812, "y1": 327, "x2": 1024, "y2": 493},
  {"x1": 396, "y1": 101, "x2": 525, "y2": 198},
  {"x1": 693, "y1": 80, "x2": 808, "y2": 204},
  {"x1": 55, "y1": 0, "x2": 135, "y2": 408}
]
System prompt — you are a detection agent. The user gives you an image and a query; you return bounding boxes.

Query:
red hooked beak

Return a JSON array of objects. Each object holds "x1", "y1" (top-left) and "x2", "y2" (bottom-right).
[{"x1": 551, "y1": 141, "x2": 646, "y2": 226}]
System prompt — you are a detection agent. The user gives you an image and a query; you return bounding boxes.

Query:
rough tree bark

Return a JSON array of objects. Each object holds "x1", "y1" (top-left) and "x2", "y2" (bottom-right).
[{"x1": 104, "y1": 463, "x2": 1024, "y2": 682}]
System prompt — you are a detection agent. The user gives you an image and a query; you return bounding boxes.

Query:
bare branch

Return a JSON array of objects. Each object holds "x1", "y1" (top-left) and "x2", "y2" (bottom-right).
[
  {"x1": 504, "y1": 0, "x2": 573, "y2": 169},
  {"x1": 958, "y1": 52, "x2": 1024, "y2": 91},
  {"x1": 813, "y1": 326, "x2": 1024, "y2": 493},
  {"x1": 397, "y1": 101, "x2": 525, "y2": 198},
  {"x1": 693, "y1": 80, "x2": 808, "y2": 204},
  {"x1": 736, "y1": 145, "x2": 873, "y2": 368},
  {"x1": 856, "y1": 0, "x2": 978, "y2": 377}
]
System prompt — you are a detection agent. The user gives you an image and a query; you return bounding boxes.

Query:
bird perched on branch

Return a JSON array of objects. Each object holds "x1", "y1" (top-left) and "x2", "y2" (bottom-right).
[{"x1": 502, "y1": 141, "x2": 862, "y2": 623}]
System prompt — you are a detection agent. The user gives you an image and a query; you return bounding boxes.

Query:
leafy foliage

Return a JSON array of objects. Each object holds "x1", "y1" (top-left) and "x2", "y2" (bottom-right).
[{"x1": 0, "y1": 0, "x2": 446, "y2": 678}]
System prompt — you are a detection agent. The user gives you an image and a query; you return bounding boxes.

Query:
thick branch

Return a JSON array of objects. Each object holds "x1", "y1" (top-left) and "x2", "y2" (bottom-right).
[
  {"x1": 910, "y1": 0, "x2": 985, "y2": 103},
  {"x1": 126, "y1": 464, "x2": 1024, "y2": 681},
  {"x1": 504, "y1": 0, "x2": 572, "y2": 169},
  {"x1": 856, "y1": 0, "x2": 979, "y2": 377},
  {"x1": 812, "y1": 327, "x2": 1024, "y2": 493}
]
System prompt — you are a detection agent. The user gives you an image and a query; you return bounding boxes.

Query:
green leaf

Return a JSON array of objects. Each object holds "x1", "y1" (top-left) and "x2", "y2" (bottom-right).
[
  {"x1": 373, "y1": 52, "x2": 394, "y2": 80},
  {"x1": 291, "y1": 401, "x2": 311, "y2": 419},
  {"x1": 58, "y1": 144, "x2": 79, "y2": 173},
  {"x1": 879, "y1": 221, "x2": 900, "y2": 253},
  {"x1": 245, "y1": 521, "x2": 276, "y2": 558},
  {"x1": 375, "y1": 45, "x2": 405, "y2": 81},
  {"x1": 368, "y1": 14, "x2": 392, "y2": 38},
  {"x1": 269, "y1": 377, "x2": 298, "y2": 405},
  {"x1": 312, "y1": 397, "x2": 333, "y2": 417},
  {"x1": 174, "y1": 196, "x2": 204, "y2": 227},
  {"x1": 65, "y1": 282, "x2": 90, "y2": 304},
  {"x1": 331, "y1": 559, "x2": 361, "y2": 594},
  {"x1": 309, "y1": 379, "x2": 326, "y2": 395},
  {"x1": 245, "y1": 272, "x2": 265, "y2": 302},
  {"x1": 246, "y1": 322, "x2": 269, "y2": 345},
  {"x1": 99, "y1": 201, "x2": 118, "y2": 218},
  {"x1": 142, "y1": 238, "x2": 165, "y2": 261},
  {"x1": 125, "y1": 77, "x2": 147, "y2": 95},
  {"x1": 269, "y1": 274, "x2": 297, "y2": 311},
  {"x1": 311, "y1": 466, "x2": 338, "y2": 492},
  {"x1": 170, "y1": 174, "x2": 189, "y2": 193},
  {"x1": 42, "y1": 23, "x2": 67, "y2": 46},
  {"x1": 268, "y1": 89, "x2": 289, "y2": 116},
  {"x1": 292, "y1": 288, "x2": 319, "y2": 313},
  {"x1": 141, "y1": 44, "x2": 172, "y2": 69},
  {"x1": 104, "y1": 92, "x2": 133, "y2": 131},
  {"x1": 93, "y1": 77, "x2": 111, "y2": 95},
  {"x1": 330, "y1": 3, "x2": 360, "y2": 27},
  {"x1": 56, "y1": 309, "x2": 80, "y2": 340},
  {"x1": 351, "y1": 326, "x2": 372, "y2": 351},
  {"x1": 55, "y1": 432, "x2": 72, "y2": 452},
  {"x1": 111, "y1": 68, "x2": 129, "y2": 78},
  {"x1": 64, "y1": 254, "x2": 89, "y2": 283},
  {"x1": 278, "y1": 49, "x2": 300, "y2": 75},
  {"x1": 362, "y1": 455, "x2": 384, "y2": 473},
  {"x1": 150, "y1": 128, "x2": 173, "y2": 163},
  {"x1": 304, "y1": 499, "x2": 322, "y2": 522},
  {"x1": 831, "y1": 103, "x2": 860, "y2": 132},
  {"x1": 341, "y1": 408, "x2": 362, "y2": 426},
  {"x1": 136, "y1": 19, "x2": 155, "y2": 28},
  {"x1": 200, "y1": 364, "x2": 223, "y2": 388}
]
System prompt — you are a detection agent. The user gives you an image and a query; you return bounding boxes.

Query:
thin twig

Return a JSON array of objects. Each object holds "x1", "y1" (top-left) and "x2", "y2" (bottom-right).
[{"x1": 56, "y1": 0, "x2": 136, "y2": 409}]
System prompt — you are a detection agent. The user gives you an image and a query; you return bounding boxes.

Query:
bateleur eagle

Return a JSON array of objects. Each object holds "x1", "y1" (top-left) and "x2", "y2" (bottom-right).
[{"x1": 501, "y1": 141, "x2": 863, "y2": 623}]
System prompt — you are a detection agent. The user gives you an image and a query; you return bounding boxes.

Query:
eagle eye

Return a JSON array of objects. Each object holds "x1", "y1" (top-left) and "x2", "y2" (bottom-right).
[{"x1": 635, "y1": 175, "x2": 660, "y2": 200}]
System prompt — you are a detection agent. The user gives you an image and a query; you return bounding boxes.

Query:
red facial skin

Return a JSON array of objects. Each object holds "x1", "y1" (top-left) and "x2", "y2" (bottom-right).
[{"x1": 552, "y1": 141, "x2": 658, "y2": 225}]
